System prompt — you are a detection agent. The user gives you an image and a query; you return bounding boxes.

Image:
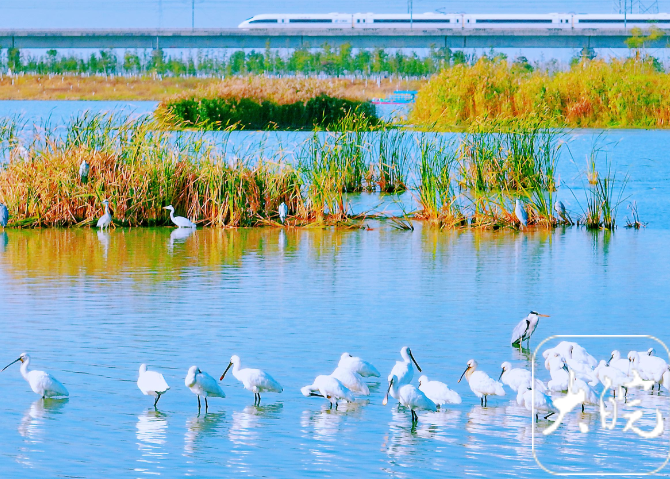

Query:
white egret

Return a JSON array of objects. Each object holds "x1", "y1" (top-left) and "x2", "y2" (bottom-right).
[
  {"x1": 499, "y1": 362, "x2": 547, "y2": 393},
  {"x1": 301, "y1": 375, "x2": 354, "y2": 409},
  {"x1": 338, "y1": 352, "x2": 380, "y2": 378},
  {"x1": 0, "y1": 203, "x2": 8, "y2": 229},
  {"x1": 97, "y1": 200, "x2": 112, "y2": 230},
  {"x1": 628, "y1": 351, "x2": 668, "y2": 390},
  {"x1": 220, "y1": 355, "x2": 283, "y2": 405},
  {"x1": 137, "y1": 364, "x2": 170, "y2": 408},
  {"x1": 185, "y1": 366, "x2": 225, "y2": 412},
  {"x1": 511, "y1": 311, "x2": 549, "y2": 348},
  {"x1": 458, "y1": 359, "x2": 505, "y2": 407},
  {"x1": 383, "y1": 374, "x2": 437, "y2": 422},
  {"x1": 278, "y1": 202, "x2": 288, "y2": 224},
  {"x1": 388, "y1": 346, "x2": 421, "y2": 388},
  {"x1": 515, "y1": 199, "x2": 528, "y2": 228},
  {"x1": 330, "y1": 366, "x2": 369, "y2": 396},
  {"x1": 418, "y1": 375, "x2": 461, "y2": 407},
  {"x1": 79, "y1": 160, "x2": 90, "y2": 183},
  {"x1": 2, "y1": 353, "x2": 69, "y2": 398},
  {"x1": 163, "y1": 205, "x2": 196, "y2": 228}
]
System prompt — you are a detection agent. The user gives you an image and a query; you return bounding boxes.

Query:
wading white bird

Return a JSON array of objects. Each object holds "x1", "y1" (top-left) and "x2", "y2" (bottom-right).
[
  {"x1": 499, "y1": 362, "x2": 547, "y2": 393},
  {"x1": 628, "y1": 351, "x2": 668, "y2": 390},
  {"x1": 0, "y1": 203, "x2": 8, "y2": 229},
  {"x1": 515, "y1": 199, "x2": 528, "y2": 228},
  {"x1": 163, "y1": 205, "x2": 196, "y2": 228},
  {"x1": 384, "y1": 374, "x2": 436, "y2": 422},
  {"x1": 569, "y1": 371, "x2": 598, "y2": 411},
  {"x1": 301, "y1": 375, "x2": 354, "y2": 409},
  {"x1": 458, "y1": 359, "x2": 505, "y2": 406},
  {"x1": 278, "y1": 202, "x2": 288, "y2": 224},
  {"x1": 331, "y1": 366, "x2": 369, "y2": 396},
  {"x1": 388, "y1": 346, "x2": 422, "y2": 388},
  {"x1": 543, "y1": 341, "x2": 597, "y2": 369},
  {"x1": 594, "y1": 360, "x2": 629, "y2": 398},
  {"x1": 608, "y1": 350, "x2": 631, "y2": 374},
  {"x1": 97, "y1": 200, "x2": 112, "y2": 230},
  {"x1": 185, "y1": 366, "x2": 225, "y2": 411},
  {"x1": 220, "y1": 355, "x2": 283, "y2": 405},
  {"x1": 547, "y1": 356, "x2": 570, "y2": 392},
  {"x1": 338, "y1": 352, "x2": 380, "y2": 378},
  {"x1": 137, "y1": 364, "x2": 170, "y2": 408},
  {"x1": 79, "y1": 160, "x2": 90, "y2": 183},
  {"x1": 517, "y1": 386, "x2": 555, "y2": 421},
  {"x1": 3, "y1": 353, "x2": 69, "y2": 399},
  {"x1": 511, "y1": 311, "x2": 550, "y2": 348},
  {"x1": 418, "y1": 375, "x2": 461, "y2": 407}
]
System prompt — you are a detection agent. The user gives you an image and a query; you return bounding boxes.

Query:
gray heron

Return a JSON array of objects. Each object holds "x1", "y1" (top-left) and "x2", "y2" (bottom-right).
[
  {"x1": 278, "y1": 202, "x2": 288, "y2": 224},
  {"x1": 511, "y1": 311, "x2": 550, "y2": 348},
  {"x1": 514, "y1": 199, "x2": 528, "y2": 228},
  {"x1": 0, "y1": 203, "x2": 8, "y2": 228},
  {"x1": 79, "y1": 160, "x2": 90, "y2": 184}
]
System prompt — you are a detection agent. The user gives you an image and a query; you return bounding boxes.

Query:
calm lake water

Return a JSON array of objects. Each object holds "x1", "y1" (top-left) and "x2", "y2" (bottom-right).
[{"x1": 0, "y1": 101, "x2": 670, "y2": 477}]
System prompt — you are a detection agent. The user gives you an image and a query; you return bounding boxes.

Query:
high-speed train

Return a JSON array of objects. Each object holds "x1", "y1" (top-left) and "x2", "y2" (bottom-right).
[{"x1": 239, "y1": 12, "x2": 670, "y2": 29}]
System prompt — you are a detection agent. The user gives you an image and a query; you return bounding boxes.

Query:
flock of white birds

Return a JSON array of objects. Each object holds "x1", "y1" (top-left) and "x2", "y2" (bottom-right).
[{"x1": 3, "y1": 312, "x2": 669, "y2": 424}]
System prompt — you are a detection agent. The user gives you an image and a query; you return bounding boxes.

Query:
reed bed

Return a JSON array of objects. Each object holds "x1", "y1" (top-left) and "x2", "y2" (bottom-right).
[
  {"x1": 0, "y1": 113, "x2": 633, "y2": 231},
  {"x1": 412, "y1": 57, "x2": 670, "y2": 129}
]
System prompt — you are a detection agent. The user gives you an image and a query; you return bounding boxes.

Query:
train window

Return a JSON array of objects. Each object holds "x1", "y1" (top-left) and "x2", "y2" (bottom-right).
[
  {"x1": 475, "y1": 19, "x2": 553, "y2": 24},
  {"x1": 249, "y1": 19, "x2": 279, "y2": 23},
  {"x1": 411, "y1": 19, "x2": 452, "y2": 23},
  {"x1": 373, "y1": 19, "x2": 411, "y2": 23},
  {"x1": 289, "y1": 19, "x2": 334, "y2": 23}
]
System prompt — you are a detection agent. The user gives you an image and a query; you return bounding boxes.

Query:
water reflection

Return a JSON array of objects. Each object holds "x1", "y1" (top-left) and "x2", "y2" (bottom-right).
[
  {"x1": 0, "y1": 231, "x2": 7, "y2": 252},
  {"x1": 169, "y1": 228, "x2": 196, "y2": 252},
  {"x1": 97, "y1": 229, "x2": 110, "y2": 259},
  {"x1": 184, "y1": 411, "x2": 226, "y2": 455},
  {"x1": 229, "y1": 404, "x2": 282, "y2": 446},
  {"x1": 135, "y1": 409, "x2": 168, "y2": 475},
  {"x1": 18, "y1": 398, "x2": 68, "y2": 442}
]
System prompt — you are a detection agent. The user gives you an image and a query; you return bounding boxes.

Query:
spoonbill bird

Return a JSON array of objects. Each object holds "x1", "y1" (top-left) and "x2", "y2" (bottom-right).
[
  {"x1": 163, "y1": 205, "x2": 196, "y2": 228},
  {"x1": 220, "y1": 355, "x2": 283, "y2": 405},
  {"x1": 330, "y1": 366, "x2": 370, "y2": 396},
  {"x1": 499, "y1": 362, "x2": 547, "y2": 393},
  {"x1": 2, "y1": 353, "x2": 69, "y2": 398},
  {"x1": 458, "y1": 359, "x2": 505, "y2": 407},
  {"x1": 628, "y1": 351, "x2": 668, "y2": 390},
  {"x1": 515, "y1": 199, "x2": 528, "y2": 228},
  {"x1": 338, "y1": 352, "x2": 380, "y2": 378},
  {"x1": 383, "y1": 374, "x2": 436, "y2": 422},
  {"x1": 137, "y1": 364, "x2": 170, "y2": 408},
  {"x1": 185, "y1": 366, "x2": 225, "y2": 412},
  {"x1": 278, "y1": 202, "x2": 288, "y2": 223},
  {"x1": 543, "y1": 341, "x2": 597, "y2": 369},
  {"x1": 511, "y1": 311, "x2": 549, "y2": 348},
  {"x1": 594, "y1": 360, "x2": 629, "y2": 398},
  {"x1": 301, "y1": 375, "x2": 354, "y2": 409},
  {"x1": 0, "y1": 203, "x2": 8, "y2": 229},
  {"x1": 569, "y1": 370, "x2": 598, "y2": 411},
  {"x1": 547, "y1": 356, "x2": 570, "y2": 392},
  {"x1": 517, "y1": 386, "x2": 555, "y2": 421},
  {"x1": 97, "y1": 200, "x2": 112, "y2": 230},
  {"x1": 608, "y1": 350, "x2": 631, "y2": 374},
  {"x1": 418, "y1": 375, "x2": 461, "y2": 407},
  {"x1": 79, "y1": 160, "x2": 90, "y2": 183},
  {"x1": 388, "y1": 346, "x2": 422, "y2": 388}
]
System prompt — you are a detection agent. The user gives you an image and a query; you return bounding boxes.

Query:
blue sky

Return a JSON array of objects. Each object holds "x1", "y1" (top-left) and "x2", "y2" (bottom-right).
[{"x1": 0, "y1": 0, "x2": 667, "y2": 29}]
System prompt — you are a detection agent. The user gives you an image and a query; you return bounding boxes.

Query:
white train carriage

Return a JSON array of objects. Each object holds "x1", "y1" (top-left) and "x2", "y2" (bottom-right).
[{"x1": 238, "y1": 12, "x2": 670, "y2": 30}]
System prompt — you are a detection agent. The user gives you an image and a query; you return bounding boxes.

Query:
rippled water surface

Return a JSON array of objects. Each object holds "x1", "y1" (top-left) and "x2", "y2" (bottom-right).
[{"x1": 1, "y1": 102, "x2": 670, "y2": 477}]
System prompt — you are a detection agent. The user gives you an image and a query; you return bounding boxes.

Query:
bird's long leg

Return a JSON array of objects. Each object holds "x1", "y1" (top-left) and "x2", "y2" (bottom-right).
[
  {"x1": 535, "y1": 413, "x2": 538, "y2": 422},
  {"x1": 581, "y1": 404, "x2": 584, "y2": 412},
  {"x1": 257, "y1": 393, "x2": 261, "y2": 406},
  {"x1": 484, "y1": 396, "x2": 488, "y2": 407},
  {"x1": 544, "y1": 412, "x2": 554, "y2": 419},
  {"x1": 197, "y1": 395, "x2": 201, "y2": 410},
  {"x1": 205, "y1": 397, "x2": 209, "y2": 413},
  {"x1": 480, "y1": 397, "x2": 483, "y2": 406},
  {"x1": 154, "y1": 394, "x2": 161, "y2": 408},
  {"x1": 335, "y1": 401, "x2": 339, "y2": 410}
]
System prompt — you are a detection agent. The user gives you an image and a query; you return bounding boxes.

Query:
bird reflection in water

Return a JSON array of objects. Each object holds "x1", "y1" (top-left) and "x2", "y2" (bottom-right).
[
  {"x1": 17, "y1": 398, "x2": 68, "y2": 468},
  {"x1": 0, "y1": 231, "x2": 8, "y2": 253},
  {"x1": 135, "y1": 409, "x2": 168, "y2": 475},
  {"x1": 301, "y1": 400, "x2": 368, "y2": 440},
  {"x1": 96, "y1": 230, "x2": 110, "y2": 259},
  {"x1": 184, "y1": 411, "x2": 227, "y2": 455},
  {"x1": 169, "y1": 227, "x2": 196, "y2": 252},
  {"x1": 229, "y1": 403, "x2": 283, "y2": 447}
]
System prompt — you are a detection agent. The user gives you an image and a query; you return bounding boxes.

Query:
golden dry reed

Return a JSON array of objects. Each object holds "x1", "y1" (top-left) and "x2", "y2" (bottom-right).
[{"x1": 411, "y1": 57, "x2": 670, "y2": 129}]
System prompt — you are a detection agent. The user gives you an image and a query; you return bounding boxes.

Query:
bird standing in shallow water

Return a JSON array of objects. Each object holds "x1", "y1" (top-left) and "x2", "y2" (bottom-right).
[
  {"x1": 301, "y1": 375, "x2": 354, "y2": 409},
  {"x1": 511, "y1": 311, "x2": 549, "y2": 348},
  {"x1": 185, "y1": 366, "x2": 225, "y2": 412},
  {"x1": 458, "y1": 359, "x2": 505, "y2": 407},
  {"x1": 278, "y1": 202, "x2": 288, "y2": 224},
  {"x1": 137, "y1": 364, "x2": 170, "y2": 408},
  {"x1": 3, "y1": 353, "x2": 69, "y2": 399},
  {"x1": 164, "y1": 205, "x2": 196, "y2": 228},
  {"x1": 220, "y1": 355, "x2": 283, "y2": 405},
  {"x1": 383, "y1": 374, "x2": 436, "y2": 422},
  {"x1": 418, "y1": 375, "x2": 461, "y2": 407},
  {"x1": 338, "y1": 352, "x2": 380, "y2": 378},
  {"x1": 97, "y1": 200, "x2": 112, "y2": 230},
  {"x1": 515, "y1": 199, "x2": 528, "y2": 228},
  {"x1": 554, "y1": 200, "x2": 572, "y2": 224}
]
